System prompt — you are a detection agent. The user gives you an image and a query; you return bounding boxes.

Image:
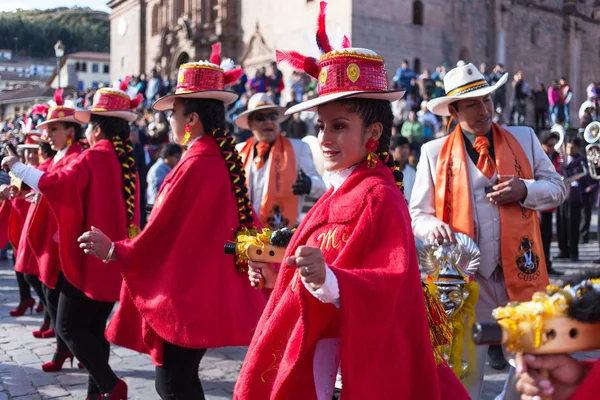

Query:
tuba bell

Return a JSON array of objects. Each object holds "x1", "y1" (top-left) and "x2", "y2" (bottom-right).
[
  {"x1": 584, "y1": 121, "x2": 600, "y2": 180},
  {"x1": 551, "y1": 124, "x2": 565, "y2": 152}
]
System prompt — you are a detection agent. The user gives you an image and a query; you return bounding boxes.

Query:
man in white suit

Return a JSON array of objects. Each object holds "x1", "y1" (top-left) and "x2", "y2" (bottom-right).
[
  {"x1": 409, "y1": 63, "x2": 566, "y2": 399},
  {"x1": 235, "y1": 93, "x2": 326, "y2": 228}
]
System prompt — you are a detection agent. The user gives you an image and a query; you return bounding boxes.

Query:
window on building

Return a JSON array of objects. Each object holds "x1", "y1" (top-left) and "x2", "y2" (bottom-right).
[
  {"x1": 92, "y1": 63, "x2": 99, "y2": 73},
  {"x1": 530, "y1": 23, "x2": 540, "y2": 45},
  {"x1": 78, "y1": 80, "x2": 84, "y2": 91},
  {"x1": 103, "y1": 64, "x2": 109, "y2": 74},
  {"x1": 81, "y1": 62, "x2": 87, "y2": 72},
  {"x1": 121, "y1": 57, "x2": 126, "y2": 69},
  {"x1": 413, "y1": 58, "x2": 421, "y2": 74},
  {"x1": 176, "y1": 0, "x2": 185, "y2": 17},
  {"x1": 211, "y1": 0, "x2": 218, "y2": 22},
  {"x1": 75, "y1": 62, "x2": 80, "y2": 71},
  {"x1": 152, "y1": 4, "x2": 159, "y2": 35},
  {"x1": 92, "y1": 81, "x2": 99, "y2": 89},
  {"x1": 412, "y1": 0, "x2": 424, "y2": 26}
]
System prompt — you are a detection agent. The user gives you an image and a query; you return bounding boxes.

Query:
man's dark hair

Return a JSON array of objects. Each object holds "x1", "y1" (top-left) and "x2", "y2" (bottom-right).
[
  {"x1": 539, "y1": 130, "x2": 560, "y2": 146},
  {"x1": 161, "y1": 143, "x2": 182, "y2": 159},
  {"x1": 390, "y1": 135, "x2": 409, "y2": 151},
  {"x1": 449, "y1": 101, "x2": 460, "y2": 112},
  {"x1": 568, "y1": 136, "x2": 583, "y2": 148}
]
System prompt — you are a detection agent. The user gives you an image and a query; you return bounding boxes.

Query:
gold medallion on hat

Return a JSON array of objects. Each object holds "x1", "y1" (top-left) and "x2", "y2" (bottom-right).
[
  {"x1": 58, "y1": 111, "x2": 65, "y2": 118},
  {"x1": 347, "y1": 63, "x2": 360, "y2": 83},
  {"x1": 319, "y1": 67, "x2": 328, "y2": 86}
]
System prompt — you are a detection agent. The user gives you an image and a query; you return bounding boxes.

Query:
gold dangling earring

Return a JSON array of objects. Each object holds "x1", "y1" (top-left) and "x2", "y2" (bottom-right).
[
  {"x1": 182, "y1": 123, "x2": 191, "y2": 146},
  {"x1": 67, "y1": 135, "x2": 73, "y2": 147},
  {"x1": 366, "y1": 138, "x2": 379, "y2": 169}
]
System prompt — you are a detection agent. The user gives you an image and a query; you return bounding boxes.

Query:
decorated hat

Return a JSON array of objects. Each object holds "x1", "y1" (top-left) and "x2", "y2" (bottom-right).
[
  {"x1": 278, "y1": 2, "x2": 405, "y2": 115},
  {"x1": 74, "y1": 77, "x2": 142, "y2": 123},
  {"x1": 37, "y1": 89, "x2": 83, "y2": 130},
  {"x1": 19, "y1": 103, "x2": 49, "y2": 136},
  {"x1": 418, "y1": 233, "x2": 480, "y2": 285},
  {"x1": 234, "y1": 93, "x2": 290, "y2": 130},
  {"x1": 427, "y1": 63, "x2": 508, "y2": 116},
  {"x1": 17, "y1": 132, "x2": 42, "y2": 150},
  {"x1": 153, "y1": 43, "x2": 242, "y2": 111}
]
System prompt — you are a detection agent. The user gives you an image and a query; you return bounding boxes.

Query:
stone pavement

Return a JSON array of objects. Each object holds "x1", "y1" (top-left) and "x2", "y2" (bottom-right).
[{"x1": 0, "y1": 239, "x2": 599, "y2": 399}]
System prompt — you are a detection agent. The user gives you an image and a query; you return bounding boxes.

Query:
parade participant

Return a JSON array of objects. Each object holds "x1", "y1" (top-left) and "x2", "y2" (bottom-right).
[
  {"x1": 234, "y1": 3, "x2": 469, "y2": 399},
  {"x1": 234, "y1": 92, "x2": 326, "y2": 228},
  {"x1": 2, "y1": 80, "x2": 142, "y2": 400},
  {"x1": 410, "y1": 63, "x2": 566, "y2": 399},
  {"x1": 77, "y1": 44, "x2": 267, "y2": 400},
  {"x1": 1, "y1": 129, "x2": 45, "y2": 317},
  {"x1": 28, "y1": 92, "x2": 87, "y2": 372},
  {"x1": 16, "y1": 130, "x2": 56, "y2": 337}
]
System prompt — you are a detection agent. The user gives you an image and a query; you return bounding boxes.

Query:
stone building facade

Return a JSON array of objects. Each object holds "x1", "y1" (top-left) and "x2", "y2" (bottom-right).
[{"x1": 110, "y1": 0, "x2": 600, "y2": 125}]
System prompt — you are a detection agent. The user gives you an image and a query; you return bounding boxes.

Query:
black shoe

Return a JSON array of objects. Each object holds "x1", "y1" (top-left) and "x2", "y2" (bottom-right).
[
  {"x1": 594, "y1": 259, "x2": 600, "y2": 264},
  {"x1": 547, "y1": 266, "x2": 565, "y2": 276},
  {"x1": 553, "y1": 253, "x2": 570, "y2": 260},
  {"x1": 488, "y1": 345, "x2": 507, "y2": 370}
]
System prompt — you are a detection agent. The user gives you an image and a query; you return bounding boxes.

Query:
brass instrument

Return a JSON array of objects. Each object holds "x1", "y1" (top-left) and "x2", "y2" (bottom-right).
[{"x1": 584, "y1": 121, "x2": 600, "y2": 180}]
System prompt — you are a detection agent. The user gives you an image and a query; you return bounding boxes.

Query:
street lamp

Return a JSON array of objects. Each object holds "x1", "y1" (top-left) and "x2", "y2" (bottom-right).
[{"x1": 54, "y1": 40, "x2": 65, "y2": 89}]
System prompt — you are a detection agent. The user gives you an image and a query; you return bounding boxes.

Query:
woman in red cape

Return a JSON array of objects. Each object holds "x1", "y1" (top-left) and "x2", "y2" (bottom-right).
[
  {"x1": 234, "y1": 3, "x2": 470, "y2": 399},
  {"x1": 2, "y1": 83, "x2": 141, "y2": 400},
  {"x1": 17, "y1": 138, "x2": 56, "y2": 336},
  {"x1": 26, "y1": 98, "x2": 87, "y2": 373},
  {"x1": 77, "y1": 47, "x2": 267, "y2": 400}
]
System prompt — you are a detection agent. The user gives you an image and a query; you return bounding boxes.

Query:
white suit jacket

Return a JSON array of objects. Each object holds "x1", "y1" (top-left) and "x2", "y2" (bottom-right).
[
  {"x1": 409, "y1": 126, "x2": 566, "y2": 242},
  {"x1": 236, "y1": 137, "x2": 327, "y2": 224}
]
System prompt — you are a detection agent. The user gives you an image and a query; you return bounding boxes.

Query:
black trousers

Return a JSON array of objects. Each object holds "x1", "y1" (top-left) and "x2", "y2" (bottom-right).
[
  {"x1": 580, "y1": 191, "x2": 593, "y2": 242},
  {"x1": 540, "y1": 211, "x2": 553, "y2": 268},
  {"x1": 15, "y1": 271, "x2": 32, "y2": 302},
  {"x1": 40, "y1": 273, "x2": 69, "y2": 353},
  {"x1": 56, "y1": 278, "x2": 117, "y2": 397},
  {"x1": 155, "y1": 341, "x2": 207, "y2": 400},
  {"x1": 556, "y1": 202, "x2": 582, "y2": 258},
  {"x1": 23, "y1": 273, "x2": 51, "y2": 327},
  {"x1": 534, "y1": 108, "x2": 547, "y2": 134}
]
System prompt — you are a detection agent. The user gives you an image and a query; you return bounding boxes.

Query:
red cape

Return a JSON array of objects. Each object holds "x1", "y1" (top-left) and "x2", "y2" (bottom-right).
[
  {"x1": 38, "y1": 140, "x2": 131, "y2": 302},
  {"x1": 571, "y1": 360, "x2": 600, "y2": 400},
  {"x1": 0, "y1": 200, "x2": 12, "y2": 249},
  {"x1": 234, "y1": 162, "x2": 469, "y2": 400},
  {"x1": 14, "y1": 158, "x2": 53, "y2": 275},
  {"x1": 29, "y1": 143, "x2": 84, "y2": 288},
  {"x1": 105, "y1": 135, "x2": 267, "y2": 365}
]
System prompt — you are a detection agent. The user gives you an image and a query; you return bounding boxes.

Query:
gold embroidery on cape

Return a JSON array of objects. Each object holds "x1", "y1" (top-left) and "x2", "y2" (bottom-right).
[{"x1": 316, "y1": 227, "x2": 351, "y2": 251}]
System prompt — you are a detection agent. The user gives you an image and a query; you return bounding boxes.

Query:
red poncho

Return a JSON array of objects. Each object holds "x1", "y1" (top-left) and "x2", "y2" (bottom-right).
[
  {"x1": 38, "y1": 140, "x2": 131, "y2": 302},
  {"x1": 234, "y1": 161, "x2": 469, "y2": 400},
  {"x1": 13, "y1": 158, "x2": 53, "y2": 275},
  {"x1": 0, "y1": 186, "x2": 34, "y2": 252},
  {"x1": 29, "y1": 143, "x2": 84, "y2": 288},
  {"x1": 105, "y1": 135, "x2": 267, "y2": 365},
  {"x1": 570, "y1": 360, "x2": 600, "y2": 400}
]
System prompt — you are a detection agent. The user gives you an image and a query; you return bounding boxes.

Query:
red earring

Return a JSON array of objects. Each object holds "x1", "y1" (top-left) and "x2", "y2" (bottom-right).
[{"x1": 366, "y1": 138, "x2": 378, "y2": 169}]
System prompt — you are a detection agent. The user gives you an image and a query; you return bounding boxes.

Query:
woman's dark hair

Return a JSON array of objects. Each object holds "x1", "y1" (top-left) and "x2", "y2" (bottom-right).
[
  {"x1": 337, "y1": 98, "x2": 404, "y2": 192},
  {"x1": 61, "y1": 121, "x2": 88, "y2": 149},
  {"x1": 88, "y1": 115, "x2": 137, "y2": 233},
  {"x1": 182, "y1": 98, "x2": 254, "y2": 227},
  {"x1": 39, "y1": 142, "x2": 56, "y2": 159}
]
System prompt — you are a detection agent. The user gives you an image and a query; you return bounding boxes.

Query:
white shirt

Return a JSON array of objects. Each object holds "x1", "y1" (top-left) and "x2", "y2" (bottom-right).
[
  {"x1": 54, "y1": 146, "x2": 69, "y2": 164},
  {"x1": 402, "y1": 164, "x2": 416, "y2": 202}
]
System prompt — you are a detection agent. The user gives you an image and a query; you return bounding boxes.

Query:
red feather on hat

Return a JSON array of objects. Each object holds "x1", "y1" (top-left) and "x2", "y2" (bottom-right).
[
  {"x1": 275, "y1": 50, "x2": 319, "y2": 79},
  {"x1": 316, "y1": 1, "x2": 333, "y2": 54},
  {"x1": 210, "y1": 43, "x2": 221, "y2": 65},
  {"x1": 119, "y1": 76, "x2": 132, "y2": 92},
  {"x1": 54, "y1": 89, "x2": 64, "y2": 106},
  {"x1": 30, "y1": 104, "x2": 49, "y2": 117},
  {"x1": 224, "y1": 67, "x2": 244, "y2": 86},
  {"x1": 130, "y1": 93, "x2": 144, "y2": 110},
  {"x1": 341, "y1": 35, "x2": 352, "y2": 49}
]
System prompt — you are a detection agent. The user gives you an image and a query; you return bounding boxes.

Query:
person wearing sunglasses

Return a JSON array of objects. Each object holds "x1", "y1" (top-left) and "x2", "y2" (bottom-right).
[{"x1": 234, "y1": 92, "x2": 326, "y2": 228}]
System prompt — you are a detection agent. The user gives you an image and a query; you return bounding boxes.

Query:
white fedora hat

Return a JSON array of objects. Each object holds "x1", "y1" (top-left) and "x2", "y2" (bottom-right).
[
  {"x1": 234, "y1": 93, "x2": 289, "y2": 130},
  {"x1": 427, "y1": 63, "x2": 508, "y2": 116}
]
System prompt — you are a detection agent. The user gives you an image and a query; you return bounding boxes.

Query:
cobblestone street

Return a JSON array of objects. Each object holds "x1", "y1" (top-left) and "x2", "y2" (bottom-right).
[{"x1": 0, "y1": 239, "x2": 598, "y2": 399}]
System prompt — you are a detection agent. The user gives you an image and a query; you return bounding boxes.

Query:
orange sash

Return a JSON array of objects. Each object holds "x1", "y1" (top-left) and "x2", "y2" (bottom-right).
[
  {"x1": 239, "y1": 136, "x2": 298, "y2": 228},
  {"x1": 435, "y1": 123, "x2": 548, "y2": 302}
]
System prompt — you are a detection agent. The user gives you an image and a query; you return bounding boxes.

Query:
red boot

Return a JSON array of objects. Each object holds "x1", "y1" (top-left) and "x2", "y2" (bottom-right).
[
  {"x1": 102, "y1": 379, "x2": 127, "y2": 399},
  {"x1": 41, "y1": 350, "x2": 74, "y2": 372},
  {"x1": 9, "y1": 298, "x2": 35, "y2": 317},
  {"x1": 41, "y1": 329, "x2": 56, "y2": 339},
  {"x1": 32, "y1": 322, "x2": 50, "y2": 338},
  {"x1": 36, "y1": 302, "x2": 44, "y2": 313}
]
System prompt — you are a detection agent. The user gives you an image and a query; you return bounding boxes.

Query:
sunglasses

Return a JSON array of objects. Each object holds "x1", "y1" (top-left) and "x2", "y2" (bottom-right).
[{"x1": 250, "y1": 112, "x2": 279, "y2": 122}]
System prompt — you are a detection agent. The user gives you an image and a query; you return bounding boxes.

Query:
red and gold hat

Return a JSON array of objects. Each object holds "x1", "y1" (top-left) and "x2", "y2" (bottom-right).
[
  {"x1": 74, "y1": 77, "x2": 142, "y2": 123},
  {"x1": 17, "y1": 132, "x2": 42, "y2": 150},
  {"x1": 153, "y1": 43, "x2": 242, "y2": 111},
  {"x1": 37, "y1": 89, "x2": 84, "y2": 130},
  {"x1": 278, "y1": 2, "x2": 405, "y2": 114}
]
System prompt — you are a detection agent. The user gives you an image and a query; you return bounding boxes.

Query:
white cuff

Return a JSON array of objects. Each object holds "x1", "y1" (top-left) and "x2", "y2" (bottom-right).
[
  {"x1": 303, "y1": 265, "x2": 340, "y2": 308},
  {"x1": 10, "y1": 162, "x2": 42, "y2": 192}
]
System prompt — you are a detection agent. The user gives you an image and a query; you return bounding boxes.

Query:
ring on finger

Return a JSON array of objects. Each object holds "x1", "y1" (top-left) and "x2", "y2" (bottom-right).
[{"x1": 303, "y1": 266, "x2": 310, "y2": 273}]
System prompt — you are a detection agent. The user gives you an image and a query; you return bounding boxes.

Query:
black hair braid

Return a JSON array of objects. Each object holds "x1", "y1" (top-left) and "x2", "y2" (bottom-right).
[
  {"x1": 182, "y1": 98, "x2": 254, "y2": 228},
  {"x1": 338, "y1": 98, "x2": 404, "y2": 192},
  {"x1": 89, "y1": 115, "x2": 138, "y2": 235}
]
